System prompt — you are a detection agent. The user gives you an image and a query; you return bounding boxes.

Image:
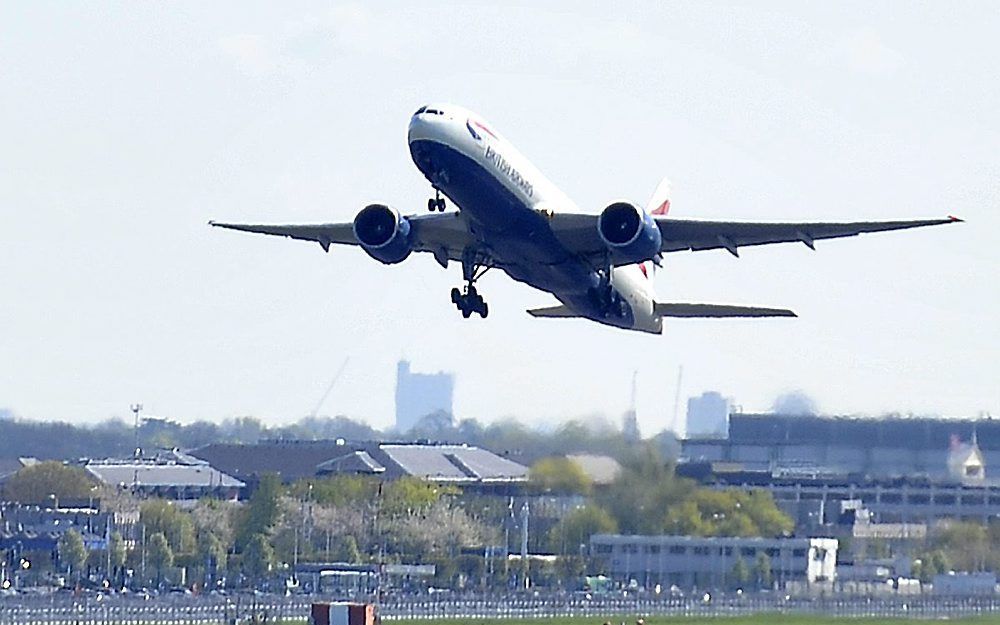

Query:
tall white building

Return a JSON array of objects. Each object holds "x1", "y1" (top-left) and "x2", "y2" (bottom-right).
[
  {"x1": 394, "y1": 360, "x2": 454, "y2": 433},
  {"x1": 686, "y1": 391, "x2": 730, "y2": 438}
]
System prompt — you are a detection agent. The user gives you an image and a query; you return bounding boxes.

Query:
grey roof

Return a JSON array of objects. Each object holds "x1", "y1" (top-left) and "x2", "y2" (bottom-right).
[
  {"x1": 194, "y1": 439, "x2": 527, "y2": 485},
  {"x1": 316, "y1": 450, "x2": 386, "y2": 475},
  {"x1": 85, "y1": 462, "x2": 244, "y2": 489},
  {"x1": 379, "y1": 444, "x2": 528, "y2": 482}
]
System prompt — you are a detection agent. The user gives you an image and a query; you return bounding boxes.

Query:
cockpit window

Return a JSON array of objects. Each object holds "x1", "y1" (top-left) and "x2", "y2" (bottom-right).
[
  {"x1": 414, "y1": 106, "x2": 427, "y2": 115},
  {"x1": 425, "y1": 108, "x2": 443, "y2": 115}
]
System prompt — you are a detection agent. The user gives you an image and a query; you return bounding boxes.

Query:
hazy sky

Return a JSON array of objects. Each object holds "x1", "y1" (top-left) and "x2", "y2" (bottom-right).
[{"x1": 2, "y1": 2, "x2": 998, "y2": 435}]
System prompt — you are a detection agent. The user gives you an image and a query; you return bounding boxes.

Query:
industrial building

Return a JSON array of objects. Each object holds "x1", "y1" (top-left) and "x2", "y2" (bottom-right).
[
  {"x1": 590, "y1": 534, "x2": 838, "y2": 589},
  {"x1": 82, "y1": 449, "x2": 244, "y2": 501},
  {"x1": 683, "y1": 413, "x2": 998, "y2": 479}
]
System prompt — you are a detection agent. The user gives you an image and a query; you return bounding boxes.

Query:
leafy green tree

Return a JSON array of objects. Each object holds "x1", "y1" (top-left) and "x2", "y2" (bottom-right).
[
  {"x1": 753, "y1": 552, "x2": 772, "y2": 589},
  {"x1": 146, "y1": 532, "x2": 174, "y2": 585},
  {"x1": 242, "y1": 533, "x2": 275, "y2": 586},
  {"x1": 108, "y1": 531, "x2": 126, "y2": 568},
  {"x1": 529, "y1": 457, "x2": 593, "y2": 496},
  {"x1": 201, "y1": 532, "x2": 228, "y2": 573},
  {"x1": 2, "y1": 462, "x2": 97, "y2": 505},
  {"x1": 191, "y1": 498, "x2": 236, "y2": 549},
  {"x1": 731, "y1": 556, "x2": 750, "y2": 588},
  {"x1": 382, "y1": 477, "x2": 458, "y2": 516},
  {"x1": 553, "y1": 555, "x2": 585, "y2": 587},
  {"x1": 236, "y1": 474, "x2": 283, "y2": 548},
  {"x1": 595, "y1": 448, "x2": 694, "y2": 534},
  {"x1": 740, "y1": 490, "x2": 795, "y2": 537},
  {"x1": 546, "y1": 505, "x2": 618, "y2": 554},
  {"x1": 58, "y1": 529, "x2": 88, "y2": 578},
  {"x1": 331, "y1": 535, "x2": 361, "y2": 563},
  {"x1": 934, "y1": 521, "x2": 989, "y2": 571},
  {"x1": 140, "y1": 500, "x2": 196, "y2": 554},
  {"x1": 292, "y1": 475, "x2": 377, "y2": 507},
  {"x1": 663, "y1": 489, "x2": 792, "y2": 537}
]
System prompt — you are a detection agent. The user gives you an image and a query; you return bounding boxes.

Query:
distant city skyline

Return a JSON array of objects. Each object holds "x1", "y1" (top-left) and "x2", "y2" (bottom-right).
[{"x1": 1, "y1": 3, "x2": 997, "y2": 431}]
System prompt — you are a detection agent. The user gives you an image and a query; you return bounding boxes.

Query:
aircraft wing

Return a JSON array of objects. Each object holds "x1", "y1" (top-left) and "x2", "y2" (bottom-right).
[
  {"x1": 548, "y1": 214, "x2": 961, "y2": 262},
  {"x1": 210, "y1": 212, "x2": 475, "y2": 262},
  {"x1": 655, "y1": 216, "x2": 962, "y2": 256}
]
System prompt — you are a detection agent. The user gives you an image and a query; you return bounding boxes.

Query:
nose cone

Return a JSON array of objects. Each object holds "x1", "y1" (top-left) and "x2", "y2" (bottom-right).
[
  {"x1": 407, "y1": 113, "x2": 431, "y2": 145},
  {"x1": 408, "y1": 104, "x2": 453, "y2": 144}
]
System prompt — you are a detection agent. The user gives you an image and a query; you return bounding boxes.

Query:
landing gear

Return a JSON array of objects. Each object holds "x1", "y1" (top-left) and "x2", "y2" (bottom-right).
[
  {"x1": 451, "y1": 248, "x2": 492, "y2": 318},
  {"x1": 427, "y1": 189, "x2": 446, "y2": 212},
  {"x1": 454, "y1": 285, "x2": 488, "y2": 318}
]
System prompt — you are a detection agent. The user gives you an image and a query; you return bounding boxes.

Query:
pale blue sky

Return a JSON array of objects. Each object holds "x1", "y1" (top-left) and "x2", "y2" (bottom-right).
[{"x1": 1, "y1": 2, "x2": 997, "y2": 434}]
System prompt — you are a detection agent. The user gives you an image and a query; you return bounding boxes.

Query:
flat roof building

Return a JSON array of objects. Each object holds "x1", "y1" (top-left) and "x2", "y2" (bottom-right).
[
  {"x1": 590, "y1": 534, "x2": 838, "y2": 590},
  {"x1": 683, "y1": 413, "x2": 998, "y2": 480},
  {"x1": 82, "y1": 450, "x2": 243, "y2": 501}
]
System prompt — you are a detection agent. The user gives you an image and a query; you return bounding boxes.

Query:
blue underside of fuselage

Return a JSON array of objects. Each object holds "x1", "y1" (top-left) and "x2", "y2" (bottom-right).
[{"x1": 409, "y1": 139, "x2": 634, "y2": 328}]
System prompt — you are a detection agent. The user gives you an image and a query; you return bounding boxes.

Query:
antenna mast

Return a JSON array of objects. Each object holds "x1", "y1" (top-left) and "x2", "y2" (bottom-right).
[{"x1": 130, "y1": 403, "x2": 143, "y2": 459}]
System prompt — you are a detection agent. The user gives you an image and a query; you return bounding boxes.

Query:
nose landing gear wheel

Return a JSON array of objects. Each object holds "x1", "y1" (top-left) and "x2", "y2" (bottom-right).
[{"x1": 428, "y1": 190, "x2": 446, "y2": 212}]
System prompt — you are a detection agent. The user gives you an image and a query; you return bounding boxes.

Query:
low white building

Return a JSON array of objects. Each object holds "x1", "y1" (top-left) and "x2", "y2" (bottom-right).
[{"x1": 590, "y1": 534, "x2": 837, "y2": 589}]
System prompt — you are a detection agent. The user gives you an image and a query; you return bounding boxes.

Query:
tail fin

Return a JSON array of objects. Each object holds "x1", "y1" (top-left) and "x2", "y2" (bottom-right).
[
  {"x1": 654, "y1": 302, "x2": 797, "y2": 318},
  {"x1": 646, "y1": 177, "x2": 672, "y2": 216}
]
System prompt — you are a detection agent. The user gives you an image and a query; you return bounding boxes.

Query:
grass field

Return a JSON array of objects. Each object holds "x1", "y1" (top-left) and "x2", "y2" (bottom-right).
[{"x1": 382, "y1": 616, "x2": 1000, "y2": 625}]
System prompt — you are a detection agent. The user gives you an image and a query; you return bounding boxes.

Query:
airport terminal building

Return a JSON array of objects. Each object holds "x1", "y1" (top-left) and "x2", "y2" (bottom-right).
[
  {"x1": 683, "y1": 413, "x2": 998, "y2": 478},
  {"x1": 680, "y1": 413, "x2": 1000, "y2": 525}
]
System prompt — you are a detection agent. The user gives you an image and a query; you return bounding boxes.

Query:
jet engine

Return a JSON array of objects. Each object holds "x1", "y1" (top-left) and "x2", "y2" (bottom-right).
[
  {"x1": 352, "y1": 204, "x2": 413, "y2": 264},
  {"x1": 597, "y1": 201, "x2": 662, "y2": 264}
]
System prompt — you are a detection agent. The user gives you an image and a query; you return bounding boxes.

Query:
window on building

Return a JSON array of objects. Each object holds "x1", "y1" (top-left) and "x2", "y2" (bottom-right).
[
  {"x1": 622, "y1": 544, "x2": 639, "y2": 554},
  {"x1": 645, "y1": 545, "x2": 661, "y2": 554},
  {"x1": 693, "y1": 546, "x2": 709, "y2": 556},
  {"x1": 741, "y1": 547, "x2": 756, "y2": 557},
  {"x1": 594, "y1": 544, "x2": 613, "y2": 554},
  {"x1": 669, "y1": 545, "x2": 686, "y2": 555},
  {"x1": 793, "y1": 548, "x2": 807, "y2": 558}
]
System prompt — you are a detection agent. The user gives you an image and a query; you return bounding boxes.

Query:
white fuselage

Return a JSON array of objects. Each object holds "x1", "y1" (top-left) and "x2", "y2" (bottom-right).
[{"x1": 407, "y1": 104, "x2": 662, "y2": 333}]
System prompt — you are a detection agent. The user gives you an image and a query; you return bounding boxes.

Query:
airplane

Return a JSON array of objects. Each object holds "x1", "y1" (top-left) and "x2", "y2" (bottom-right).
[{"x1": 211, "y1": 103, "x2": 961, "y2": 334}]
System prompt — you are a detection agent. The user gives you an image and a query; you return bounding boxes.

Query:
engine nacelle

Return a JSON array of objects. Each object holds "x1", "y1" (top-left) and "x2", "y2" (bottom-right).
[
  {"x1": 352, "y1": 204, "x2": 413, "y2": 264},
  {"x1": 597, "y1": 201, "x2": 662, "y2": 264}
]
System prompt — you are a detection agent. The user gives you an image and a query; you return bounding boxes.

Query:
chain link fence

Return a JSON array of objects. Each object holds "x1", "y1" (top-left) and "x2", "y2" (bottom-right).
[{"x1": 2, "y1": 594, "x2": 1000, "y2": 624}]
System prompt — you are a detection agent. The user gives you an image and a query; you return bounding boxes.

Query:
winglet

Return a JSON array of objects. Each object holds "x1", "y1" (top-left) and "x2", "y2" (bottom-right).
[{"x1": 948, "y1": 215, "x2": 964, "y2": 222}]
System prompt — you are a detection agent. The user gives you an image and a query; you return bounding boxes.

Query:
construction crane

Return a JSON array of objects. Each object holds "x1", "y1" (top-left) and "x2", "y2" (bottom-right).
[{"x1": 310, "y1": 357, "x2": 350, "y2": 418}]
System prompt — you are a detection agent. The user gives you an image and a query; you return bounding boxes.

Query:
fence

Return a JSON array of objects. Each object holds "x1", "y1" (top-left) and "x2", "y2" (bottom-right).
[{"x1": 2, "y1": 594, "x2": 1000, "y2": 624}]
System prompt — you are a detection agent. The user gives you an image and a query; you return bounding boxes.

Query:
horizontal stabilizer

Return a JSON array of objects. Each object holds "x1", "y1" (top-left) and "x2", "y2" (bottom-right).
[
  {"x1": 527, "y1": 305, "x2": 580, "y2": 318},
  {"x1": 654, "y1": 302, "x2": 797, "y2": 318}
]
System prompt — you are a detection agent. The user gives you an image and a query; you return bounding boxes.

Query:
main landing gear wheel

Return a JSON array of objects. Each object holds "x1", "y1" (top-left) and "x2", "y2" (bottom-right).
[
  {"x1": 454, "y1": 286, "x2": 488, "y2": 318},
  {"x1": 452, "y1": 248, "x2": 493, "y2": 318}
]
